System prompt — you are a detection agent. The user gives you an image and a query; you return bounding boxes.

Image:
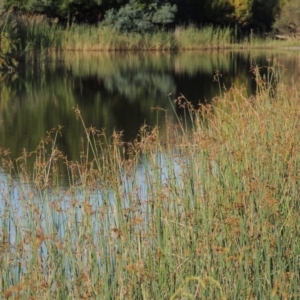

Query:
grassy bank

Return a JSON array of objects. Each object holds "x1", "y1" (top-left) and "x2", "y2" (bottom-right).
[
  {"x1": 1, "y1": 66, "x2": 300, "y2": 298},
  {"x1": 5, "y1": 15, "x2": 297, "y2": 53},
  {"x1": 19, "y1": 19, "x2": 232, "y2": 51}
]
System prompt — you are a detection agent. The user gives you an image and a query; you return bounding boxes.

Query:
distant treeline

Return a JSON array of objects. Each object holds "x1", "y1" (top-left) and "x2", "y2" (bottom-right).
[{"x1": 2, "y1": 0, "x2": 296, "y2": 34}]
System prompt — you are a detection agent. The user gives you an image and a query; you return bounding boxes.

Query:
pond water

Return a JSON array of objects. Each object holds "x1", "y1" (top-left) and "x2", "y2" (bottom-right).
[{"x1": 0, "y1": 50, "x2": 300, "y2": 163}]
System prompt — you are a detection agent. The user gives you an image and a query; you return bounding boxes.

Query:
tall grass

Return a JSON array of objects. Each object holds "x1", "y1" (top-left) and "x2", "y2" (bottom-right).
[
  {"x1": 14, "y1": 15, "x2": 298, "y2": 53},
  {"x1": 174, "y1": 25, "x2": 232, "y2": 50},
  {"x1": 21, "y1": 21, "x2": 232, "y2": 51},
  {"x1": 1, "y1": 62, "x2": 300, "y2": 298}
]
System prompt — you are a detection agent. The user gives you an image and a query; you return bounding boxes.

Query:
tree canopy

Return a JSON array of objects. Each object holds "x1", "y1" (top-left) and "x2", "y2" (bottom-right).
[
  {"x1": 101, "y1": 0, "x2": 177, "y2": 32},
  {"x1": 0, "y1": 0, "x2": 293, "y2": 33},
  {"x1": 273, "y1": 0, "x2": 300, "y2": 36}
]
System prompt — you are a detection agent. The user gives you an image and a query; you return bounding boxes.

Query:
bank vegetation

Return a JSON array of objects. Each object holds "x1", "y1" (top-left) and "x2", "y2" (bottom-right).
[{"x1": 0, "y1": 61, "x2": 299, "y2": 299}]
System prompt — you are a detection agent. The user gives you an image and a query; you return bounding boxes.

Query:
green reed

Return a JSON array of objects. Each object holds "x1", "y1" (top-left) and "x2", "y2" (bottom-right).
[
  {"x1": 14, "y1": 15, "x2": 298, "y2": 53},
  {"x1": 1, "y1": 65, "x2": 300, "y2": 298},
  {"x1": 20, "y1": 21, "x2": 232, "y2": 51}
]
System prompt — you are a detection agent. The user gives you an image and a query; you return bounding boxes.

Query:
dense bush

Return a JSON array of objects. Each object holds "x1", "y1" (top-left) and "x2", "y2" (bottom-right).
[
  {"x1": 0, "y1": 6, "x2": 19, "y2": 70},
  {"x1": 3, "y1": 0, "x2": 125, "y2": 25},
  {"x1": 273, "y1": 0, "x2": 300, "y2": 37},
  {"x1": 101, "y1": 0, "x2": 177, "y2": 33},
  {"x1": 0, "y1": 0, "x2": 293, "y2": 36},
  {"x1": 189, "y1": 0, "x2": 280, "y2": 31}
]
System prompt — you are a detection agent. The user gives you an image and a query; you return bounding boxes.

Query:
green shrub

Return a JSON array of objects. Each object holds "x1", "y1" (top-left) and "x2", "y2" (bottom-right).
[
  {"x1": 101, "y1": 0, "x2": 177, "y2": 33},
  {"x1": 0, "y1": 7, "x2": 19, "y2": 71},
  {"x1": 273, "y1": 0, "x2": 300, "y2": 37}
]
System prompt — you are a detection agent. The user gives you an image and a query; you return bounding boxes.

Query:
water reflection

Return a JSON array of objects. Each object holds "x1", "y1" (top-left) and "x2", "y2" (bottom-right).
[
  {"x1": 0, "y1": 50, "x2": 299, "y2": 163},
  {"x1": 0, "y1": 150, "x2": 186, "y2": 283}
]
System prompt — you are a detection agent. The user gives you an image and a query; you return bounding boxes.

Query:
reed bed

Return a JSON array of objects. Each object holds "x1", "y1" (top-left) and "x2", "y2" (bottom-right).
[
  {"x1": 1, "y1": 65, "x2": 300, "y2": 299},
  {"x1": 174, "y1": 25, "x2": 232, "y2": 50},
  {"x1": 20, "y1": 21, "x2": 231, "y2": 51},
  {"x1": 13, "y1": 15, "x2": 298, "y2": 53}
]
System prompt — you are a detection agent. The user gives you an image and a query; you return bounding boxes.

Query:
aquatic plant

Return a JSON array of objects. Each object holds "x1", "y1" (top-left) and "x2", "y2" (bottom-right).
[
  {"x1": 1, "y1": 10, "x2": 297, "y2": 54},
  {"x1": 1, "y1": 68, "x2": 300, "y2": 298}
]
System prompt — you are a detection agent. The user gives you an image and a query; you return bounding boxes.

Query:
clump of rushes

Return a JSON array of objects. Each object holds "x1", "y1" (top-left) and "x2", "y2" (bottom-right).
[
  {"x1": 0, "y1": 9, "x2": 19, "y2": 71},
  {"x1": 20, "y1": 21, "x2": 232, "y2": 51},
  {"x1": 1, "y1": 64, "x2": 300, "y2": 299},
  {"x1": 14, "y1": 15, "x2": 284, "y2": 53},
  {"x1": 11, "y1": 14, "x2": 299, "y2": 53}
]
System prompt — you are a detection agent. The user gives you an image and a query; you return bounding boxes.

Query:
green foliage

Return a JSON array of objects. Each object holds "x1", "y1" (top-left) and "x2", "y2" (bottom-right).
[
  {"x1": 252, "y1": 0, "x2": 281, "y2": 31},
  {"x1": 187, "y1": 0, "x2": 281, "y2": 31},
  {"x1": 101, "y1": 0, "x2": 177, "y2": 33},
  {"x1": 3, "y1": 0, "x2": 126, "y2": 25},
  {"x1": 0, "y1": 7, "x2": 19, "y2": 71},
  {"x1": 208, "y1": 0, "x2": 235, "y2": 24},
  {"x1": 40, "y1": 0, "x2": 104, "y2": 24},
  {"x1": 4, "y1": 0, "x2": 44, "y2": 13},
  {"x1": 273, "y1": 0, "x2": 300, "y2": 36},
  {"x1": 231, "y1": 0, "x2": 253, "y2": 27},
  {"x1": 1, "y1": 0, "x2": 290, "y2": 33},
  {"x1": 1, "y1": 69, "x2": 300, "y2": 298}
]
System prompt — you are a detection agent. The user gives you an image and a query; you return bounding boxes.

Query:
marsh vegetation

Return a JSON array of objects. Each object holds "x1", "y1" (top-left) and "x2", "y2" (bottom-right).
[
  {"x1": 1, "y1": 60, "x2": 300, "y2": 299},
  {"x1": 1, "y1": 1, "x2": 300, "y2": 298}
]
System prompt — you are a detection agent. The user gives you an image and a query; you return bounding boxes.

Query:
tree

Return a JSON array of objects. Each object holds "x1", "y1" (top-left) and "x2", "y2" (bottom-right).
[
  {"x1": 251, "y1": 0, "x2": 281, "y2": 31},
  {"x1": 0, "y1": 5, "x2": 19, "y2": 71},
  {"x1": 186, "y1": 0, "x2": 252, "y2": 28},
  {"x1": 3, "y1": 0, "x2": 128, "y2": 24},
  {"x1": 230, "y1": 0, "x2": 253, "y2": 27},
  {"x1": 202, "y1": 0, "x2": 234, "y2": 25},
  {"x1": 273, "y1": 0, "x2": 300, "y2": 36},
  {"x1": 101, "y1": 0, "x2": 177, "y2": 33}
]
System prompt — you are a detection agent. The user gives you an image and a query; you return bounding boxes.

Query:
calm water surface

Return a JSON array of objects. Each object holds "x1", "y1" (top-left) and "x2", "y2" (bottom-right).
[{"x1": 0, "y1": 50, "x2": 300, "y2": 162}]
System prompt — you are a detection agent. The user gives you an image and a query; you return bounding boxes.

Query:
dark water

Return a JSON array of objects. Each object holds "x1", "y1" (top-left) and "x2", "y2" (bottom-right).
[{"x1": 0, "y1": 50, "x2": 299, "y2": 161}]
